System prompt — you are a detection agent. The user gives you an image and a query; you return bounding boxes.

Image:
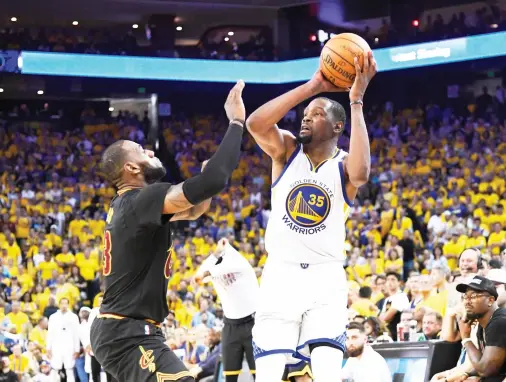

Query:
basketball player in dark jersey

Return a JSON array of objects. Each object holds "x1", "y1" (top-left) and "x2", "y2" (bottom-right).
[{"x1": 90, "y1": 81, "x2": 246, "y2": 382}]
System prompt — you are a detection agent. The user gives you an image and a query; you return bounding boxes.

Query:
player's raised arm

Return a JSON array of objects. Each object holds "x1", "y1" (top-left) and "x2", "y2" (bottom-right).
[
  {"x1": 343, "y1": 51, "x2": 377, "y2": 199},
  {"x1": 246, "y1": 72, "x2": 348, "y2": 161},
  {"x1": 100, "y1": 81, "x2": 246, "y2": 223},
  {"x1": 170, "y1": 160, "x2": 211, "y2": 221},
  {"x1": 163, "y1": 80, "x2": 246, "y2": 215}
]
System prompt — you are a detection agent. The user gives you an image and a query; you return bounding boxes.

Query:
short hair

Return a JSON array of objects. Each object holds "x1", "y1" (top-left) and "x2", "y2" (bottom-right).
[
  {"x1": 489, "y1": 259, "x2": 503, "y2": 269},
  {"x1": 375, "y1": 274, "x2": 386, "y2": 283},
  {"x1": 386, "y1": 272, "x2": 402, "y2": 281},
  {"x1": 347, "y1": 322, "x2": 365, "y2": 333},
  {"x1": 424, "y1": 311, "x2": 443, "y2": 324},
  {"x1": 318, "y1": 97, "x2": 346, "y2": 126},
  {"x1": 100, "y1": 140, "x2": 126, "y2": 186},
  {"x1": 359, "y1": 286, "x2": 372, "y2": 299}
]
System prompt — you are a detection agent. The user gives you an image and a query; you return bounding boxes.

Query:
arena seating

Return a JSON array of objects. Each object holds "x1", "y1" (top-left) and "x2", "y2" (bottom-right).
[{"x1": 1, "y1": 5, "x2": 505, "y2": 61}]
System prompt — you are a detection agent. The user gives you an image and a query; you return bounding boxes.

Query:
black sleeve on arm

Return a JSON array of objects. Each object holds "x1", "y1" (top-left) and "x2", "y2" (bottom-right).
[
  {"x1": 182, "y1": 121, "x2": 244, "y2": 205},
  {"x1": 133, "y1": 182, "x2": 172, "y2": 226}
]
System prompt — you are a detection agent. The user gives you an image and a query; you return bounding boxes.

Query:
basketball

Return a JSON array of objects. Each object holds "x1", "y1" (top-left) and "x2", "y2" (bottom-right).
[{"x1": 320, "y1": 33, "x2": 371, "y2": 88}]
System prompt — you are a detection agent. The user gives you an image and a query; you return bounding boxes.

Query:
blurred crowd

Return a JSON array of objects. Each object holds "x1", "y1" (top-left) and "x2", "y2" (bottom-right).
[
  {"x1": 0, "y1": 26, "x2": 274, "y2": 62},
  {"x1": 365, "y1": 5, "x2": 506, "y2": 48},
  {"x1": 0, "y1": 82, "x2": 503, "y2": 380},
  {"x1": 1, "y1": 4, "x2": 505, "y2": 63}
]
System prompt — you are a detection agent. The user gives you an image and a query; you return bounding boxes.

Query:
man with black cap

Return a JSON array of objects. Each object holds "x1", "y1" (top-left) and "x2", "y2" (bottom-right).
[{"x1": 455, "y1": 275, "x2": 506, "y2": 381}]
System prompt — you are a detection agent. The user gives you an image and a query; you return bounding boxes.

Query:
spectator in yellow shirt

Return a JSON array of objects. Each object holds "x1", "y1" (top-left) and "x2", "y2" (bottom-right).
[
  {"x1": 2, "y1": 235, "x2": 21, "y2": 264},
  {"x1": 29, "y1": 317, "x2": 48, "y2": 352},
  {"x1": 37, "y1": 253, "x2": 59, "y2": 283},
  {"x1": 76, "y1": 248, "x2": 99, "y2": 281},
  {"x1": 466, "y1": 227, "x2": 487, "y2": 250},
  {"x1": 488, "y1": 223, "x2": 506, "y2": 256},
  {"x1": 350, "y1": 286, "x2": 379, "y2": 317},
  {"x1": 6, "y1": 301, "x2": 30, "y2": 336},
  {"x1": 9, "y1": 344, "x2": 30, "y2": 377},
  {"x1": 385, "y1": 248, "x2": 403, "y2": 275}
]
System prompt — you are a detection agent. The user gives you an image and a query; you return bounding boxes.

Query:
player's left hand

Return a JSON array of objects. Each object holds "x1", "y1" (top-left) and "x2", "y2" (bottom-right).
[
  {"x1": 309, "y1": 70, "x2": 349, "y2": 94},
  {"x1": 349, "y1": 50, "x2": 378, "y2": 102}
]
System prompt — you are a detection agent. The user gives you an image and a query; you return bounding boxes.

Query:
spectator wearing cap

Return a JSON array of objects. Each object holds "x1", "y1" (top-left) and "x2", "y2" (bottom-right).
[
  {"x1": 455, "y1": 276, "x2": 506, "y2": 380},
  {"x1": 32, "y1": 360, "x2": 51, "y2": 382}
]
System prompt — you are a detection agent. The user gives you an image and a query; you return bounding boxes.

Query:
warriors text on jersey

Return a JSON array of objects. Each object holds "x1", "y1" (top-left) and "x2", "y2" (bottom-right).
[
  {"x1": 100, "y1": 183, "x2": 174, "y2": 324},
  {"x1": 265, "y1": 145, "x2": 351, "y2": 264}
]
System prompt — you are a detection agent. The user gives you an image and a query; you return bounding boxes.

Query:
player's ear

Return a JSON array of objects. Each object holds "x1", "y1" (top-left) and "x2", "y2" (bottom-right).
[
  {"x1": 334, "y1": 121, "x2": 344, "y2": 135},
  {"x1": 124, "y1": 161, "x2": 141, "y2": 175}
]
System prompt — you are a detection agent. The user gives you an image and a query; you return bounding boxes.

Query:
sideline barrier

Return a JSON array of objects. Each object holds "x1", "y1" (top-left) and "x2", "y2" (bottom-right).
[
  {"x1": 214, "y1": 341, "x2": 462, "y2": 382},
  {"x1": 19, "y1": 31, "x2": 506, "y2": 83}
]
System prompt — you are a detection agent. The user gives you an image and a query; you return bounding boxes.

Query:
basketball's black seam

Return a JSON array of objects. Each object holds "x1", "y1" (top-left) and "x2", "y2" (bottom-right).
[
  {"x1": 323, "y1": 46, "x2": 355, "y2": 68},
  {"x1": 321, "y1": 61, "x2": 350, "y2": 87},
  {"x1": 333, "y1": 36, "x2": 366, "y2": 51}
]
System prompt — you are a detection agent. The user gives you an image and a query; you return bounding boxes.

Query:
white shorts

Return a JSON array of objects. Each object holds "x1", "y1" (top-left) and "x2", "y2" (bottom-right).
[
  {"x1": 50, "y1": 349, "x2": 75, "y2": 370},
  {"x1": 252, "y1": 258, "x2": 348, "y2": 362}
]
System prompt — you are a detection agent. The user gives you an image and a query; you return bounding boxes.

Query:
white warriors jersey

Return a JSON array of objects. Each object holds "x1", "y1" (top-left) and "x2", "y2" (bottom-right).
[{"x1": 265, "y1": 145, "x2": 352, "y2": 264}]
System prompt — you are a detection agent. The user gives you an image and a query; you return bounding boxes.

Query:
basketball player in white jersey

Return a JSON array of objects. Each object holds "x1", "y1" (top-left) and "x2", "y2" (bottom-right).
[
  {"x1": 246, "y1": 51, "x2": 377, "y2": 381},
  {"x1": 194, "y1": 239, "x2": 259, "y2": 381}
]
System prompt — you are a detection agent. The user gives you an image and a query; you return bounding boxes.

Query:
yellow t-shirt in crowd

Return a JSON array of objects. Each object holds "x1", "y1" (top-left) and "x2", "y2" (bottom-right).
[
  {"x1": 6, "y1": 311, "x2": 29, "y2": 334},
  {"x1": 37, "y1": 261, "x2": 58, "y2": 281},
  {"x1": 77, "y1": 258, "x2": 99, "y2": 281}
]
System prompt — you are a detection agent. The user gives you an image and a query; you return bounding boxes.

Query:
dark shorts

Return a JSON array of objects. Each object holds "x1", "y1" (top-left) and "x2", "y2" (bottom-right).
[
  {"x1": 221, "y1": 314, "x2": 255, "y2": 377},
  {"x1": 282, "y1": 361, "x2": 313, "y2": 382},
  {"x1": 90, "y1": 315, "x2": 194, "y2": 382}
]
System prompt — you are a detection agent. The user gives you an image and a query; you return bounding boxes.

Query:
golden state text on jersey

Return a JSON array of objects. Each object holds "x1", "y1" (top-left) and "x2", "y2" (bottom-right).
[
  {"x1": 265, "y1": 145, "x2": 352, "y2": 264},
  {"x1": 283, "y1": 179, "x2": 333, "y2": 234}
]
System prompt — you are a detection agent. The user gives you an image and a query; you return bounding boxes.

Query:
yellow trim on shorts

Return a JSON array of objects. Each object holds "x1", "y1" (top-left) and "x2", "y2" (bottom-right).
[
  {"x1": 249, "y1": 370, "x2": 256, "y2": 374},
  {"x1": 156, "y1": 371, "x2": 192, "y2": 381},
  {"x1": 97, "y1": 313, "x2": 162, "y2": 328},
  {"x1": 223, "y1": 370, "x2": 242, "y2": 376},
  {"x1": 97, "y1": 313, "x2": 125, "y2": 320},
  {"x1": 286, "y1": 364, "x2": 313, "y2": 380}
]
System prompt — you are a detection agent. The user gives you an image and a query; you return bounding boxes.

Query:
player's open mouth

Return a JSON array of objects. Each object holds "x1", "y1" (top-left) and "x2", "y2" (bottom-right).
[{"x1": 300, "y1": 125, "x2": 311, "y2": 132}]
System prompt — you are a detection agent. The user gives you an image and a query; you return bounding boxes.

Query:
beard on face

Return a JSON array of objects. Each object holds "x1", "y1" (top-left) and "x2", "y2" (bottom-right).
[
  {"x1": 143, "y1": 162, "x2": 167, "y2": 184},
  {"x1": 296, "y1": 133, "x2": 312, "y2": 145},
  {"x1": 466, "y1": 310, "x2": 486, "y2": 320},
  {"x1": 346, "y1": 344, "x2": 365, "y2": 358}
]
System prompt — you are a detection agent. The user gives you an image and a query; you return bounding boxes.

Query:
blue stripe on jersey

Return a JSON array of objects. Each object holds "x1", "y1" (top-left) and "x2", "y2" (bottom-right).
[
  {"x1": 338, "y1": 160, "x2": 354, "y2": 206},
  {"x1": 272, "y1": 145, "x2": 301, "y2": 188}
]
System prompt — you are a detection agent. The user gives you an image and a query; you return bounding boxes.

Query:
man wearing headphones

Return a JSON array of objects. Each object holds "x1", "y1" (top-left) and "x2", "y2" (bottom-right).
[{"x1": 442, "y1": 248, "x2": 484, "y2": 342}]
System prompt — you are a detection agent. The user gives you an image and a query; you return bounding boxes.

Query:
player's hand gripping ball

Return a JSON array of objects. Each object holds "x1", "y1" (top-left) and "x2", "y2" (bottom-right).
[{"x1": 320, "y1": 33, "x2": 371, "y2": 88}]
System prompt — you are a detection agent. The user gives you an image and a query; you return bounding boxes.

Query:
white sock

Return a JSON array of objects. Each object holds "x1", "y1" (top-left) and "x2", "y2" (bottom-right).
[
  {"x1": 310, "y1": 346, "x2": 343, "y2": 382},
  {"x1": 255, "y1": 354, "x2": 287, "y2": 382},
  {"x1": 66, "y1": 368, "x2": 76, "y2": 382}
]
